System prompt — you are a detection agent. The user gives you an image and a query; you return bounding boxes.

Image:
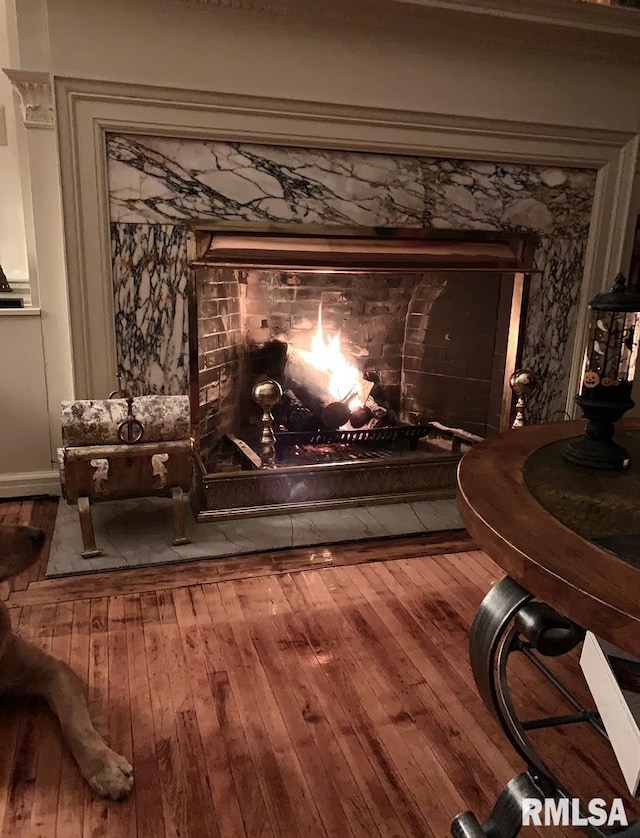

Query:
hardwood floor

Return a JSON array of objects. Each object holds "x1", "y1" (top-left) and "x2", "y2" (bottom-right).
[{"x1": 0, "y1": 498, "x2": 637, "y2": 837}]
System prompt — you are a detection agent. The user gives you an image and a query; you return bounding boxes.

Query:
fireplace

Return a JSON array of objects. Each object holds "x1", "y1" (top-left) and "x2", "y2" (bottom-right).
[{"x1": 187, "y1": 224, "x2": 535, "y2": 520}]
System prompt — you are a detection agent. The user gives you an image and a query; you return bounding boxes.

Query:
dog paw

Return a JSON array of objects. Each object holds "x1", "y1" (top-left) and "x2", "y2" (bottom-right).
[{"x1": 86, "y1": 749, "x2": 134, "y2": 800}]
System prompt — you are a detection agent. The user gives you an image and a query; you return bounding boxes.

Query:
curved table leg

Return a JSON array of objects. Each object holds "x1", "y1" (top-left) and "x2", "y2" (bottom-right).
[{"x1": 451, "y1": 576, "x2": 638, "y2": 838}]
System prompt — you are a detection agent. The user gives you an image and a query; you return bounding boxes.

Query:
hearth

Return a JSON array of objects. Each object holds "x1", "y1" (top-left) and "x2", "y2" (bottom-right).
[{"x1": 187, "y1": 224, "x2": 536, "y2": 520}]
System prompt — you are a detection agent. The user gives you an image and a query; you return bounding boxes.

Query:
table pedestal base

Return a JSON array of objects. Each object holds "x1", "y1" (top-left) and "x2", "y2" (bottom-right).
[{"x1": 451, "y1": 577, "x2": 639, "y2": 838}]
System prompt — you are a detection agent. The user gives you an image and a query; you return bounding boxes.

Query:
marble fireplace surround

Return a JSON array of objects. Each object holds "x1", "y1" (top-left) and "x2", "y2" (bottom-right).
[
  {"x1": 107, "y1": 134, "x2": 589, "y2": 424},
  {"x1": 108, "y1": 137, "x2": 594, "y2": 426},
  {"x1": 55, "y1": 78, "x2": 639, "y2": 426}
]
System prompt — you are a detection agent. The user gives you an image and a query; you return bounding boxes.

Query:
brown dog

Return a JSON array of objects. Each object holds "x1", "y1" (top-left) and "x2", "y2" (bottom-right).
[{"x1": 0, "y1": 523, "x2": 133, "y2": 800}]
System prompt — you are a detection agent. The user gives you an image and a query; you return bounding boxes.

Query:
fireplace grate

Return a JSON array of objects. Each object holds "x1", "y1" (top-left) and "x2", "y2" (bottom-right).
[
  {"x1": 273, "y1": 421, "x2": 483, "y2": 457},
  {"x1": 275, "y1": 424, "x2": 434, "y2": 453}
]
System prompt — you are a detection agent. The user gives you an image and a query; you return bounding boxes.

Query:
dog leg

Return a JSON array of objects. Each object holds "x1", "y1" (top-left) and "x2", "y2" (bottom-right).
[
  {"x1": 43, "y1": 660, "x2": 134, "y2": 800},
  {"x1": 0, "y1": 636, "x2": 133, "y2": 800}
]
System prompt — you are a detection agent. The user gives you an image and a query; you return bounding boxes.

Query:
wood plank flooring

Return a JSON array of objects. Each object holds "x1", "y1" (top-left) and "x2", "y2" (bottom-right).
[{"x1": 0, "y1": 498, "x2": 637, "y2": 837}]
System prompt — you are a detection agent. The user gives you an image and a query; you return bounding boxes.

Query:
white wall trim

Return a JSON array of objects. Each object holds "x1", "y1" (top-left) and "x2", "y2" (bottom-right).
[
  {"x1": 0, "y1": 469, "x2": 61, "y2": 499},
  {"x1": 3, "y1": 69, "x2": 55, "y2": 129},
  {"x1": 170, "y1": 0, "x2": 640, "y2": 39},
  {"x1": 55, "y1": 76, "x2": 640, "y2": 415},
  {"x1": 0, "y1": 308, "x2": 41, "y2": 317},
  {"x1": 57, "y1": 78, "x2": 634, "y2": 160},
  {"x1": 565, "y1": 136, "x2": 640, "y2": 415},
  {"x1": 609, "y1": 135, "x2": 640, "y2": 280},
  {"x1": 390, "y1": 0, "x2": 640, "y2": 37}
]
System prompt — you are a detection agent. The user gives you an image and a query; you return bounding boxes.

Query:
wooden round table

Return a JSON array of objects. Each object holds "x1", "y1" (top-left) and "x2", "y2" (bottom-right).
[
  {"x1": 451, "y1": 419, "x2": 640, "y2": 838},
  {"x1": 460, "y1": 418, "x2": 640, "y2": 657}
]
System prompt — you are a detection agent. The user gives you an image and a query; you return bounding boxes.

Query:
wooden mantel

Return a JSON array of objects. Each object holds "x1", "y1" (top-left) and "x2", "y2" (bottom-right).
[{"x1": 175, "y1": 0, "x2": 640, "y2": 39}]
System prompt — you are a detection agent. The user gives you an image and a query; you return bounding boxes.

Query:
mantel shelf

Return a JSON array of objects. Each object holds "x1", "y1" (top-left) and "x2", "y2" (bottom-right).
[
  {"x1": 179, "y1": 0, "x2": 640, "y2": 40},
  {"x1": 388, "y1": 0, "x2": 640, "y2": 37}
]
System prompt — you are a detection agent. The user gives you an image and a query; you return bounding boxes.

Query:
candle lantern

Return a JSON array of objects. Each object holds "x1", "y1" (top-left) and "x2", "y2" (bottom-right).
[{"x1": 564, "y1": 274, "x2": 640, "y2": 470}]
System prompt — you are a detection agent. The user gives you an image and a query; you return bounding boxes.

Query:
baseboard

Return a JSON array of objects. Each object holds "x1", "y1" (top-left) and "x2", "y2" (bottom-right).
[{"x1": 0, "y1": 469, "x2": 61, "y2": 498}]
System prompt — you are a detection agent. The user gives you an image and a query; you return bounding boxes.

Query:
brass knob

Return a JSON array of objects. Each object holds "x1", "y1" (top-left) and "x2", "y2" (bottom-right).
[
  {"x1": 252, "y1": 379, "x2": 283, "y2": 409},
  {"x1": 509, "y1": 368, "x2": 540, "y2": 429},
  {"x1": 509, "y1": 369, "x2": 539, "y2": 397},
  {"x1": 251, "y1": 380, "x2": 282, "y2": 469}
]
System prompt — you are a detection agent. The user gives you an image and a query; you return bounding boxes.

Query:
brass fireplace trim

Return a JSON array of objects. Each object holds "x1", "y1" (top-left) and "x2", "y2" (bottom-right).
[
  {"x1": 187, "y1": 223, "x2": 536, "y2": 447},
  {"x1": 187, "y1": 222, "x2": 538, "y2": 272},
  {"x1": 191, "y1": 446, "x2": 460, "y2": 522}
]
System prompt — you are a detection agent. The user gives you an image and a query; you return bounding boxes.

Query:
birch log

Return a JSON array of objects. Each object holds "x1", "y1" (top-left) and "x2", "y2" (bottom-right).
[
  {"x1": 61, "y1": 396, "x2": 191, "y2": 446},
  {"x1": 274, "y1": 389, "x2": 317, "y2": 432}
]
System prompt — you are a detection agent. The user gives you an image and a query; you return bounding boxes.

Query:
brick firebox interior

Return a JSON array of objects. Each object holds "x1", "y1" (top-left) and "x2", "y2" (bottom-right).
[{"x1": 194, "y1": 264, "x2": 516, "y2": 471}]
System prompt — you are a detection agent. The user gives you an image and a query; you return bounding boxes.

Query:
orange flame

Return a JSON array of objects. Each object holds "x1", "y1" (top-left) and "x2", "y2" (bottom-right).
[{"x1": 309, "y1": 302, "x2": 363, "y2": 410}]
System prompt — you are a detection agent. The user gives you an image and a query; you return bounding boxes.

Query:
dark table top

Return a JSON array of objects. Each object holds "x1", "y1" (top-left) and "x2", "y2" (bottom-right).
[{"x1": 524, "y1": 429, "x2": 640, "y2": 567}]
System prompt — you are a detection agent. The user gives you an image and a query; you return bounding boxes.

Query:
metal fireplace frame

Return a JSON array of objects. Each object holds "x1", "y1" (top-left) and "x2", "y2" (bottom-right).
[{"x1": 186, "y1": 223, "x2": 537, "y2": 521}]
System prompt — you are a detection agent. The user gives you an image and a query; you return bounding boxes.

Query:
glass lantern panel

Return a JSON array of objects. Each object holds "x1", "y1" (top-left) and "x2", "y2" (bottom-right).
[
  {"x1": 620, "y1": 311, "x2": 639, "y2": 383},
  {"x1": 580, "y1": 310, "x2": 639, "y2": 401}
]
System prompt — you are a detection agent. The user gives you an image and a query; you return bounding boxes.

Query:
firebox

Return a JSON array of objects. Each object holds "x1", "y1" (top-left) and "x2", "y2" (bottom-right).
[{"x1": 187, "y1": 224, "x2": 536, "y2": 520}]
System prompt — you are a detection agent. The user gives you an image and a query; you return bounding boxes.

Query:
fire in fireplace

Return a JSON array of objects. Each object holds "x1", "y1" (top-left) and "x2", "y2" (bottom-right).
[{"x1": 187, "y1": 224, "x2": 536, "y2": 520}]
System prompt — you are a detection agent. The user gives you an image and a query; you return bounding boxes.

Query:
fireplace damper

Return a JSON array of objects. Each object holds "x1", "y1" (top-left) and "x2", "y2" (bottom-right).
[{"x1": 187, "y1": 225, "x2": 535, "y2": 520}]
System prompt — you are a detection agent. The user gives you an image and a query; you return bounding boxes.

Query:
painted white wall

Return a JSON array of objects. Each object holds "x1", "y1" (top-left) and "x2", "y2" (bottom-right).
[
  {"x1": 0, "y1": 0, "x2": 52, "y2": 491},
  {"x1": 1, "y1": 0, "x2": 639, "y2": 493},
  {"x1": 0, "y1": 0, "x2": 70, "y2": 494},
  {"x1": 0, "y1": 0, "x2": 28, "y2": 280},
  {"x1": 0, "y1": 316, "x2": 52, "y2": 475}
]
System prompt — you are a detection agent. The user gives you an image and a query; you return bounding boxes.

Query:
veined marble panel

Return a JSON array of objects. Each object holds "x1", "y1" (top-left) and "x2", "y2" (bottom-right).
[
  {"x1": 111, "y1": 223, "x2": 189, "y2": 395},
  {"x1": 522, "y1": 236, "x2": 588, "y2": 423},
  {"x1": 421, "y1": 159, "x2": 595, "y2": 236},
  {"x1": 420, "y1": 158, "x2": 596, "y2": 419},
  {"x1": 107, "y1": 135, "x2": 425, "y2": 227},
  {"x1": 107, "y1": 135, "x2": 597, "y2": 419}
]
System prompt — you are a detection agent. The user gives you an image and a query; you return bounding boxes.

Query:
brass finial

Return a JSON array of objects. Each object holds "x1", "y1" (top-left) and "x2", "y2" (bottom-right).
[
  {"x1": 509, "y1": 369, "x2": 540, "y2": 429},
  {"x1": 252, "y1": 379, "x2": 283, "y2": 469}
]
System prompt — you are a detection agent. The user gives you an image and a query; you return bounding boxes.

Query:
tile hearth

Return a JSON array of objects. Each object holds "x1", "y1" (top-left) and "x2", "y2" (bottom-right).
[{"x1": 46, "y1": 497, "x2": 463, "y2": 578}]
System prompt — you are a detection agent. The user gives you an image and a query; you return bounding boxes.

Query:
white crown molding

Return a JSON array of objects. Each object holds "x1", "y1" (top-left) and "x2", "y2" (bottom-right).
[
  {"x1": 176, "y1": 0, "x2": 290, "y2": 12},
  {"x1": 2, "y1": 69, "x2": 55, "y2": 129},
  {"x1": 391, "y1": 0, "x2": 640, "y2": 37},
  {"x1": 172, "y1": 0, "x2": 640, "y2": 38},
  {"x1": 56, "y1": 76, "x2": 636, "y2": 160}
]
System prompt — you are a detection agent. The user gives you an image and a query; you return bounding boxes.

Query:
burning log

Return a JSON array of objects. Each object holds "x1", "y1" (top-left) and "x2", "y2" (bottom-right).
[
  {"x1": 284, "y1": 347, "x2": 352, "y2": 430},
  {"x1": 321, "y1": 402, "x2": 353, "y2": 430},
  {"x1": 349, "y1": 406, "x2": 373, "y2": 428},
  {"x1": 369, "y1": 395, "x2": 392, "y2": 422},
  {"x1": 273, "y1": 389, "x2": 317, "y2": 433},
  {"x1": 346, "y1": 395, "x2": 390, "y2": 430}
]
